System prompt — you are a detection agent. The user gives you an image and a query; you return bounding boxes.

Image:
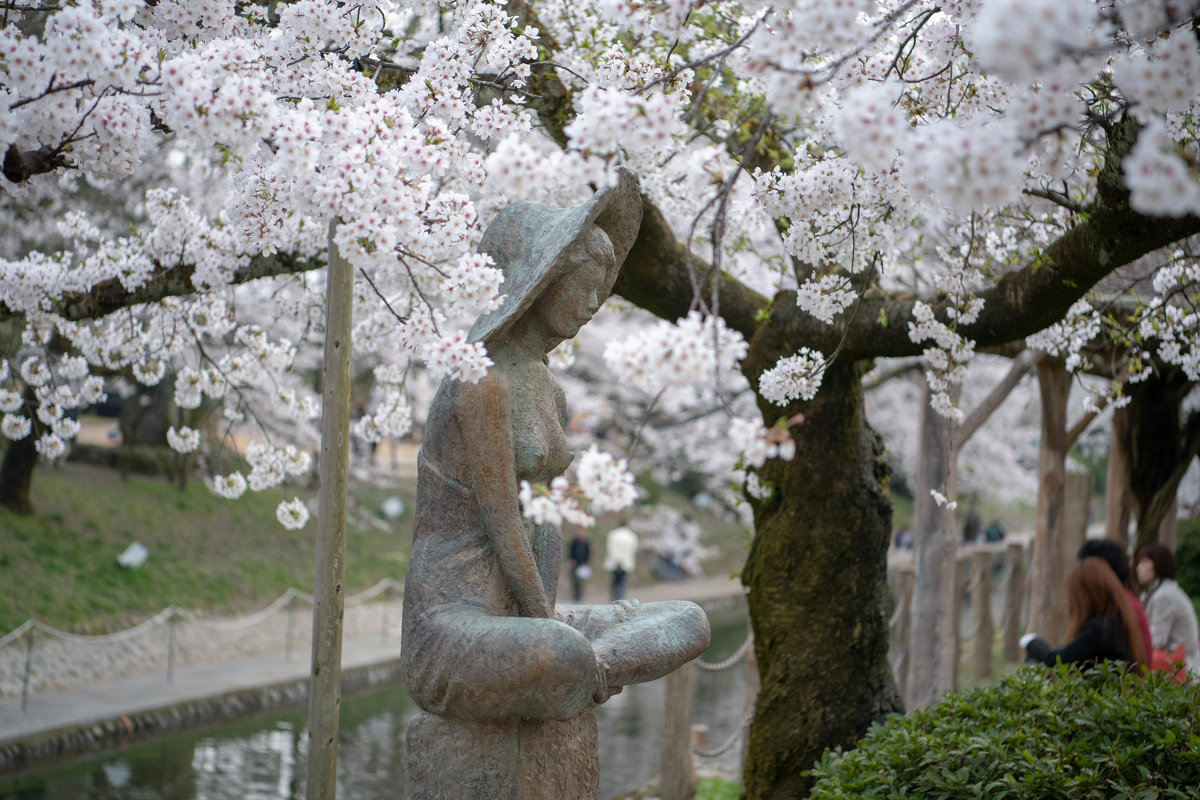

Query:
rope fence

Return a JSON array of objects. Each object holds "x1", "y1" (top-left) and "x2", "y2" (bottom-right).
[
  {"x1": 0, "y1": 579, "x2": 404, "y2": 708},
  {"x1": 888, "y1": 539, "x2": 1029, "y2": 699},
  {"x1": 661, "y1": 620, "x2": 756, "y2": 800}
]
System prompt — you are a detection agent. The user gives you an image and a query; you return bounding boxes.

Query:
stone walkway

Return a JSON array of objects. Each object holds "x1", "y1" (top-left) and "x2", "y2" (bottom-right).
[{"x1": 0, "y1": 575, "x2": 743, "y2": 768}]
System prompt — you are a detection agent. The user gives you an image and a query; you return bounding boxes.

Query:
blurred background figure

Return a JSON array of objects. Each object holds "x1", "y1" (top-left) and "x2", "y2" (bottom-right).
[
  {"x1": 566, "y1": 526, "x2": 591, "y2": 602},
  {"x1": 1136, "y1": 543, "x2": 1200, "y2": 679},
  {"x1": 605, "y1": 520, "x2": 638, "y2": 601}
]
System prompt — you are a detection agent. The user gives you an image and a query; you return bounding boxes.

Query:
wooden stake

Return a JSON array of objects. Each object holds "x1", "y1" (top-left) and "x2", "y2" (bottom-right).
[{"x1": 306, "y1": 221, "x2": 354, "y2": 800}]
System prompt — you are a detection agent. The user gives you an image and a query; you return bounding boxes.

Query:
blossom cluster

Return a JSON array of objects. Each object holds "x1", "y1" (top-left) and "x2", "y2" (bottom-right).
[
  {"x1": 518, "y1": 445, "x2": 638, "y2": 527},
  {"x1": 908, "y1": 301, "x2": 980, "y2": 423},
  {"x1": 759, "y1": 349, "x2": 827, "y2": 407},
  {"x1": 729, "y1": 416, "x2": 797, "y2": 469},
  {"x1": 795, "y1": 275, "x2": 857, "y2": 325},
  {"x1": 575, "y1": 445, "x2": 638, "y2": 514},
  {"x1": 519, "y1": 477, "x2": 595, "y2": 527},
  {"x1": 634, "y1": 505, "x2": 716, "y2": 577},
  {"x1": 603, "y1": 311, "x2": 748, "y2": 396}
]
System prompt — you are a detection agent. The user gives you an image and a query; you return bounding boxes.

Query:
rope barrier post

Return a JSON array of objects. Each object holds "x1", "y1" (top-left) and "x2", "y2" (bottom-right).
[
  {"x1": 307, "y1": 219, "x2": 354, "y2": 800},
  {"x1": 892, "y1": 564, "x2": 915, "y2": 696},
  {"x1": 740, "y1": 626, "x2": 758, "y2": 777},
  {"x1": 1002, "y1": 541, "x2": 1026, "y2": 662},
  {"x1": 20, "y1": 626, "x2": 35, "y2": 713},
  {"x1": 972, "y1": 548, "x2": 994, "y2": 679},
  {"x1": 662, "y1": 662, "x2": 697, "y2": 800},
  {"x1": 166, "y1": 609, "x2": 178, "y2": 684},
  {"x1": 380, "y1": 584, "x2": 390, "y2": 643},
  {"x1": 950, "y1": 552, "x2": 967, "y2": 693},
  {"x1": 286, "y1": 592, "x2": 297, "y2": 662}
]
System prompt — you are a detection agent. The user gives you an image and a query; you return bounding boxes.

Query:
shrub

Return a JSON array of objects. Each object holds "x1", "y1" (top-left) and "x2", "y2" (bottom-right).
[
  {"x1": 808, "y1": 663, "x2": 1200, "y2": 800},
  {"x1": 1176, "y1": 516, "x2": 1200, "y2": 600}
]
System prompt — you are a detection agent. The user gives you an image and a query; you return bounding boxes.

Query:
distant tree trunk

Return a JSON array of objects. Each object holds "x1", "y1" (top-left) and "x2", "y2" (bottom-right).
[
  {"x1": 905, "y1": 376, "x2": 959, "y2": 709},
  {"x1": 1106, "y1": 406, "x2": 1134, "y2": 548},
  {"x1": 0, "y1": 385, "x2": 37, "y2": 515},
  {"x1": 1128, "y1": 369, "x2": 1193, "y2": 554},
  {"x1": 1027, "y1": 353, "x2": 1070, "y2": 643},
  {"x1": 906, "y1": 352, "x2": 1031, "y2": 709},
  {"x1": 741, "y1": 360, "x2": 902, "y2": 799},
  {"x1": 1135, "y1": 410, "x2": 1200, "y2": 553}
]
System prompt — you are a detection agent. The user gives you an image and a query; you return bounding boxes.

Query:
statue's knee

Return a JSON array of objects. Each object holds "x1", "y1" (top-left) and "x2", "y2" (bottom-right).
[{"x1": 517, "y1": 621, "x2": 596, "y2": 719}]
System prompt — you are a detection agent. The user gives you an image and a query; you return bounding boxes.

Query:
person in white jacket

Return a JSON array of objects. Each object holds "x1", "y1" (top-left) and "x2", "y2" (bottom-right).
[
  {"x1": 1136, "y1": 543, "x2": 1200, "y2": 677},
  {"x1": 605, "y1": 522, "x2": 639, "y2": 601}
]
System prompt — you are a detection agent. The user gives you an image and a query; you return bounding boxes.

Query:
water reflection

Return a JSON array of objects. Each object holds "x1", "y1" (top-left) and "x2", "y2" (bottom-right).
[{"x1": 0, "y1": 611, "x2": 748, "y2": 800}]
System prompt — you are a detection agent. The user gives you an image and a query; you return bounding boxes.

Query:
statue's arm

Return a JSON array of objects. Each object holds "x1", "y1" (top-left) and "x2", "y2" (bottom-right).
[{"x1": 463, "y1": 373, "x2": 554, "y2": 619}]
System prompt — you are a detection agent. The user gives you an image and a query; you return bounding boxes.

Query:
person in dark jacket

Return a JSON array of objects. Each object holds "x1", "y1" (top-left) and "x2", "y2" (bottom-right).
[
  {"x1": 566, "y1": 527, "x2": 591, "y2": 603},
  {"x1": 1022, "y1": 557, "x2": 1147, "y2": 668},
  {"x1": 1077, "y1": 538, "x2": 1153, "y2": 656}
]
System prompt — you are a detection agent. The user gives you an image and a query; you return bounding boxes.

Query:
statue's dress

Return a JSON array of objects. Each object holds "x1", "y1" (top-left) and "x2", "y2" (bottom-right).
[{"x1": 401, "y1": 368, "x2": 710, "y2": 723}]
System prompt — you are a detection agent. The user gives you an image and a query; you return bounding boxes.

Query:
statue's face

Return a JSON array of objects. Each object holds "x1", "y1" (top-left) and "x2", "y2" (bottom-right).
[{"x1": 532, "y1": 247, "x2": 609, "y2": 343}]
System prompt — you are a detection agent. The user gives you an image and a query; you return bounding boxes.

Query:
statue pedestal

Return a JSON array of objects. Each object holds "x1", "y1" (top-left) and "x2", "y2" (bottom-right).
[{"x1": 405, "y1": 709, "x2": 599, "y2": 800}]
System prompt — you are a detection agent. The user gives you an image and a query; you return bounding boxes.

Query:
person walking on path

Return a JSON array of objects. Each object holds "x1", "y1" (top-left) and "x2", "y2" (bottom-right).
[
  {"x1": 605, "y1": 521, "x2": 638, "y2": 601},
  {"x1": 567, "y1": 527, "x2": 592, "y2": 602}
]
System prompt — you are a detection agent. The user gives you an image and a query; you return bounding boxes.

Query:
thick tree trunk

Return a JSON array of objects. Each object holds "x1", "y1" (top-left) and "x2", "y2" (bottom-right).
[
  {"x1": 1028, "y1": 354, "x2": 1070, "y2": 643},
  {"x1": 741, "y1": 360, "x2": 901, "y2": 799},
  {"x1": 905, "y1": 377, "x2": 959, "y2": 709}
]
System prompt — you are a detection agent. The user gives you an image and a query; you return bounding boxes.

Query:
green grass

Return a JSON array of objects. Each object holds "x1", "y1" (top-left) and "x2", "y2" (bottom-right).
[
  {"x1": 696, "y1": 776, "x2": 743, "y2": 800},
  {"x1": 0, "y1": 461, "x2": 415, "y2": 633}
]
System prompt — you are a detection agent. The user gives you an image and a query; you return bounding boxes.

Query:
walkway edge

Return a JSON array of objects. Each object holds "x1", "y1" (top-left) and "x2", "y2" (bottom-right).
[{"x1": 0, "y1": 657, "x2": 403, "y2": 777}]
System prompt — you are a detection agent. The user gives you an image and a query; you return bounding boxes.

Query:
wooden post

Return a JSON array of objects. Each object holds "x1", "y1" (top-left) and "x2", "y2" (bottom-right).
[
  {"x1": 286, "y1": 593, "x2": 296, "y2": 662},
  {"x1": 1002, "y1": 542, "x2": 1026, "y2": 662},
  {"x1": 740, "y1": 631, "x2": 759, "y2": 779},
  {"x1": 20, "y1": 627, "x2": 34, "y2": 713},
  {"x1": 972, "y1": 548, "x2": 994, "y2": 679},
  {"x1": 949, "y1": 553, "x2": 966, "y2": 692},
  {"x1": 306, "y1": 221, "x2": 354, "y2": 800},
  {"x1": 906, "y1": 376, "x2": 961, "y2": 709},
  {"x1": 166, "y1": 610, "x2": 178, "y2": 684},
  {"x1": 662, "y1": 663, "x2": 697, "y2": 800},
  {"x1": 893, "y1": 565, "x2": 915, "y2": 694}
]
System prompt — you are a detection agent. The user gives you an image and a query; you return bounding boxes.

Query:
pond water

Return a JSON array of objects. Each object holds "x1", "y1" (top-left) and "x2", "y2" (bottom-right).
[{"x1": 0, "y1": 611, "x2": 749, "y2": 800}]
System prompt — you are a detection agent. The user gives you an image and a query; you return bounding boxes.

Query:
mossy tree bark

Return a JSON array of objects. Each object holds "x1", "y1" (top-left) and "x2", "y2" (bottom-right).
[{"x1": 740, "y1": 359, "x2": 902, "y2": 798}]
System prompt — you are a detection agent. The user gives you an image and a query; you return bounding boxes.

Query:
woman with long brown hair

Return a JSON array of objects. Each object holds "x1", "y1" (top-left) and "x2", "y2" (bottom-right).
[{"x1": 1022, "y1": 556, "x2": 1148, "y2": 668}]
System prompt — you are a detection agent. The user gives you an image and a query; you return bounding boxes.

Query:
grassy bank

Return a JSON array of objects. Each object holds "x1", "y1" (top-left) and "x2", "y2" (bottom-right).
[
  {"x1": 0, "y1": 461, "x2": 415, "y2": 634},
  {"x1": 0, "y1": 459, "x2": 754, "y2": 636}
]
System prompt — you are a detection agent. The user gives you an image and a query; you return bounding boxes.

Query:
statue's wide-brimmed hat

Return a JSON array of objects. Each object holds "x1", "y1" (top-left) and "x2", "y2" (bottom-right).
[{"x1": 468, "y1": 166, "x2": 642, "y2": 344}]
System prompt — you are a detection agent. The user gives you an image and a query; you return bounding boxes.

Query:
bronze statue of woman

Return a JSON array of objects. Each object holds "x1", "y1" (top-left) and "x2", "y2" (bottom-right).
[{"x1": 401, "y1": 168, "x2": 711, "y2": 798}]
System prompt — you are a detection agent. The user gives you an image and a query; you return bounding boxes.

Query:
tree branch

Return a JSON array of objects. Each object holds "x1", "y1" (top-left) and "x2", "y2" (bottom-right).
[
  {"x1": 1065, "y1": 394, "x2": 1108, "y2": 450},
  {"x1": 2, "y1": 145, "x2": 67, "y2": 184},
  {"x1": 956, "y1": 350, "x2": 1035, "y2": 445},
  {"x1": 0, "y1": 251, "x2": 324, "y2": 324}
]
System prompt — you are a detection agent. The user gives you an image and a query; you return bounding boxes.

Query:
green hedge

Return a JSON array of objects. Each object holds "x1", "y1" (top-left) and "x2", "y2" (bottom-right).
[
  {"x1": 1177, "y1": 516, "x2": 1200, "y2": 600},
  {"x1": 808, "y1": 663, "x2": 1200, "y2": 799}
]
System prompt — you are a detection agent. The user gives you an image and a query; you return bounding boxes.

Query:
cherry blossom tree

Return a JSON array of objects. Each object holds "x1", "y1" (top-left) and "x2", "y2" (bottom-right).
[{"x1": 3, "y1": 1, "x2": 1200, "y2": 797}]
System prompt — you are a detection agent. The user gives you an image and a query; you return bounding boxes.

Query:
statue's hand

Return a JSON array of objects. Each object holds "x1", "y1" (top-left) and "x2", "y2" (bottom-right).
[
  {"x1": 591, "y1": 655, "x2": 622, "y2": 704},
  {"x1": 612, "y1": 598, "x2": 641, "y2": 622}
]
